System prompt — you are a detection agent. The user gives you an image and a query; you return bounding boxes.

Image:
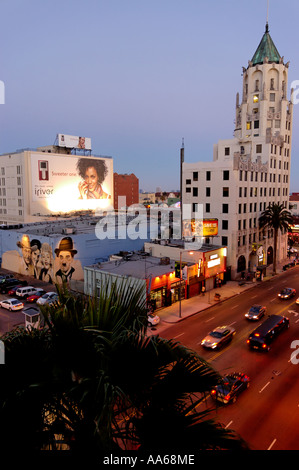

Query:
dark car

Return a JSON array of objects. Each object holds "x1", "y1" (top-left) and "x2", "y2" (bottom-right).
[
  {"x1": 0, "y1": 279, "x2": 27, "y2": 294},
  {"x1": 210, "y1": 372, "x2": 250, "y2": 404},
  {"x1": 201, "y1": 325, "x2": 236, "y2": 350},
  {"x1": 278, "y1": 288, "x2": 296, "y2": 300},
  {"x1": 247, "y1": 314, "x2": 290, "y2": 351},
  {"x1": 0, "y1": 274, "x2": 14, "y2": 282},
  {"x1": 245, "y1": 304, "x2": 266, "y2": 320}
]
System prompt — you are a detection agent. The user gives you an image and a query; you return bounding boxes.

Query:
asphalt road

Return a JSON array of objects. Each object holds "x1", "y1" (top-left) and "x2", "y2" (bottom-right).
[{"x1": 156, "y1": 267, "x2": 299, "y2": 450}]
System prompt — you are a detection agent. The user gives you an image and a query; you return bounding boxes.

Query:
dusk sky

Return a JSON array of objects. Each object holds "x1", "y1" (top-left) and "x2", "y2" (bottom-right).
[{"x1": 1, "y1": 0, "x2": 299, "y2": 192}]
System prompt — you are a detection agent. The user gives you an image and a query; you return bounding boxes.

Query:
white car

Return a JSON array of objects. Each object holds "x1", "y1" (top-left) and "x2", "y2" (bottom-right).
[
  {"x1": 36, "y1": 292, "x2": 59, "y2": 306},
  {"x1": 0, "y1": 298, "x2": 24, "y2": 311},
  {"x1": 148, "y1": 313, "x2": 160, "y2": 327}
]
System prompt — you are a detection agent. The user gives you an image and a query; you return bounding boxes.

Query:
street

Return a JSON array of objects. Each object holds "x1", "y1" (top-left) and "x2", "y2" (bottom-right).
[{"x1": 155, "y1": 267, "x2": 299, "y2": 450}]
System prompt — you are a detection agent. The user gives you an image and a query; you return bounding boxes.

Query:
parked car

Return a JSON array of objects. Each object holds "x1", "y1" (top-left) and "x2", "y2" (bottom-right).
[
  {"x1": 15, "y1": 286, "x2": 42, "y2": 299},
  {"x1": 8, "y1": 285, "x2": 25, "y2": 296},
  {"x1": 245, "y1": 304, "x2": 266, "y2": 321},
  {"x1": 210, "y1": 372, "x2": 250, "y2": 404},
  {"x1": 36, "y1": 292, "x2": 59, "y2": 306},
  {"x1": 201, "y1": 325, "x2": 236, "y2": 350},
  {"x1": 26, "y1": 289, "x2": 46, "y2": 303},
  {"x1": 0, "y1": 279, "x2": 27, "y2": 294},
  {"x1": 147, "y1": 313, "x2": 160, "y2": 327},
  {"x1": 0, "y1": 274, "x2": 14, "y2": 282},
  {"x1": 0, "y1": 298, "x2": 24, "y2": 311},
  {"x1": 278, "y1": 288, "x2": 296, "y2": 299}
]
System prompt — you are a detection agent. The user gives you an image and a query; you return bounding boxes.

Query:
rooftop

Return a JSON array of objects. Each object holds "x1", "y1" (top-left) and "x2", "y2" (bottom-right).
[{"x1": 251, "y1": 23, "x2": 281, "y2": 66}]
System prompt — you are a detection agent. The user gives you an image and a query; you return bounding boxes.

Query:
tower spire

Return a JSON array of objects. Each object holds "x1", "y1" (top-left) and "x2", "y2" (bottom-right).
[{"x1": 266, "y1": 0, "x2": 269, "y2": 31}]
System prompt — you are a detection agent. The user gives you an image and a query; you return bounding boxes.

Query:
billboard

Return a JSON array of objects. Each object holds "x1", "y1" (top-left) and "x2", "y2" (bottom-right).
[
  {"x1": 183, "y1": 218, "x2": 218, "y2": 238},
  {"x1": 58, "y1": 134, "x2": 92, "y2": 150},
  {"x1": 30, "y1": 153, "x2": 113, "y2": 213}
]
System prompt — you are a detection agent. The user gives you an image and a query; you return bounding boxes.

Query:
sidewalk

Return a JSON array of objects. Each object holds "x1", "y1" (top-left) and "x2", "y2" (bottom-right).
[{"x1": 153, "y1": 257, "x2": 297, "y2": 326}]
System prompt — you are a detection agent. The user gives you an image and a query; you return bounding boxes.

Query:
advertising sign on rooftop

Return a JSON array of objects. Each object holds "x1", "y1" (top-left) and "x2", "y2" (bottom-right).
[{"x1": 58, "y1": 134, "x2": 92, "y2": 150}]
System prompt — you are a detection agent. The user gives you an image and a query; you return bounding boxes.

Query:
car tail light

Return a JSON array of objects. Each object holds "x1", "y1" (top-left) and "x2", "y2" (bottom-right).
[
  {"x1": 224, "y1": 394, "x2": 230, "y2": 401},
  {"x1": 246, "y1": 340, "x2": 250, "y2": 343},
  {"x1": 262, "y1": 343, "x2": 267, "y2": 349},
  {"x1": 254, "y1": 333, "x2": 260, "y2": 337},
  {"x1": 211, "y1": 389, "x2": 216, "y2": 395}
]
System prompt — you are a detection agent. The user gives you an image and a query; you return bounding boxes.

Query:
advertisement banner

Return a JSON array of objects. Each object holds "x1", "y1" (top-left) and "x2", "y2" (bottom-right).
[
  {"x1": 58, "y1": 134, "x2": 92, "y2": 150},
  {"x1": 30, "y1": 153, "x2": 113, "y2": 213}
]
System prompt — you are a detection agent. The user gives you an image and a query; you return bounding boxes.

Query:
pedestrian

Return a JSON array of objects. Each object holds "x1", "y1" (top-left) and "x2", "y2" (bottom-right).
[{"x1": 201, "y1": 285, "x2": 206, "y2": 296}]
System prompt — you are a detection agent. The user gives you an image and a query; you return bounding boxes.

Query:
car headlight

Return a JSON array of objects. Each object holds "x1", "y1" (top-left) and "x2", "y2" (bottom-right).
[{"x1": 211, "y1": 343, "x2": 218, "y2": 349}]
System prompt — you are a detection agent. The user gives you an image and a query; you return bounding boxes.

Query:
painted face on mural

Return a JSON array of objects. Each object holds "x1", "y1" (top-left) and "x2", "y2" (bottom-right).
[
  {"x1": 22, "y1": 246, "x2": 32, "y2": 266},
  {"x1": 58, "y1": 250, "x2": 73, "y2": 274},
  {"x1": 41, "y1": 250, "x2": 52, "y2": 269},
  {"x1": 31, "y1": 249, "x2": 40, "y2": 266}
]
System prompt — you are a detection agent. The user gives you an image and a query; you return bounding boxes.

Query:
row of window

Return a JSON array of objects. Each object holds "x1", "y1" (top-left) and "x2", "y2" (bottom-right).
[{"x1": 186, "y1": 167, "x2": 289, "y2": 185}]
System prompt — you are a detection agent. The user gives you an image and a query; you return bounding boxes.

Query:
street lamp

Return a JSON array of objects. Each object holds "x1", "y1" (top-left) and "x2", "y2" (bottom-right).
[{"x1": 179, "y1": 250, "x2": 193, "y2": 318}]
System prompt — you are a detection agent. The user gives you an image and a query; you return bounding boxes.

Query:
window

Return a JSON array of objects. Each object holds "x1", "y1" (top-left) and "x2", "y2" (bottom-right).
[
  {"x1": 193, "y1": 187, "x2": 198, "y2": 197},
  {"x1": 223, "y1": 170, "x2": 230, "y2": 180},
  {"x1": 186, "y1": 187, "x2": 191, "y2": 193},
  {"x1": 246, "y1": 122, "x2": 251, "y2": 130},
  {"x1": 222, "y1": 236, "x2": 228, "y2": 246},
  {"x1": 256, "y1": 144, "x2": 262, "y2": 153},
  {"x1": 253, "y1": 94, "x2": 259, "y2": 103},
  {"x1": 270, "y1": 93, "x2": 275, "y2": 102},
  {"x1": 224, "y1": 147, "x2": 230, "y2": 156},
  {"x1": 254, "y1": 120, "x2": 259, "y2": 129},
  {"x1": 192, "y1": 203, "x2": 198, "y2": 212},
  {"x1": 206, "y1": 203, "x2": 210, "y2": 213},
  {"x1": 270, "y1": 78, "x2": 274, "y2": 90},
  {"x1": 223, "y1": 187, "x2": 229, "y2": 197},
  {"x1": 239, "y1": 187, "x2": 242, "y2": 197},
  {"x1": 193, "y1": 172, "x2": 198, "y2": 181},
  {"x1": 206, "y1": 187, "x2": 211, "y2": 197},
  {"x1": 186, "y1": 179, "x2": 191, "y2": 185},
  {"x1": 222, "y1": 220, "x2": 228, "y2": 230},
  {"x1": 206, "y1": 171, "x2": 211, "y2": 181},
  {"x1": 222, "y1": 204, "x2": 229, "y2": 213}
]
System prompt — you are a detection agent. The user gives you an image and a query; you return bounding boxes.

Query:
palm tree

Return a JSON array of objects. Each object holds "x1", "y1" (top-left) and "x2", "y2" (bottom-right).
[
  {"x1": 0, "y1": 281, "x2": 248, "y2": 457},
  {"x1": 259, "y1": 202, "x2": 293, "y2": 274}
]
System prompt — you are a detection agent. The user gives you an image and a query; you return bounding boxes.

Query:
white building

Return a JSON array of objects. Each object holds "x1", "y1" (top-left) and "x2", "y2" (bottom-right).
[
  {"x1": 0, "y1": 145, "x2": 113, "y2": 225},
  {"x1": 183, "y1": 23, "x2": 293, "y2": 279}
]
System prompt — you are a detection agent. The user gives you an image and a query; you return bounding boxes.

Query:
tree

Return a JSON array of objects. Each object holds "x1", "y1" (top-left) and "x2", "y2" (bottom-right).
[
  {"x1": 259, "y1": 202, "x2": 293, "y2": 274},
  {"x1": 0, "y1": 281, "x2": 248, "y2": 458}
]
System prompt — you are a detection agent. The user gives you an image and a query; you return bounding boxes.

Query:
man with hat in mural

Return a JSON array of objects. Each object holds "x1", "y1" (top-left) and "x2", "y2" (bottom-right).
[
  {"x1": 16, "y1": 234, "x2": 34, "y2": 276},
  {"x1": 54, "y1": 237, "x2": 77, "y2": 283}
]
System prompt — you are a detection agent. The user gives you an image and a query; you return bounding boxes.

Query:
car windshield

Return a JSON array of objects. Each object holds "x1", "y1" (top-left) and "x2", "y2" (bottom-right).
[
  {"x1": 282, "y1": 289, "x2": 290, "y2": 293},
  {"x1": 210, "y1": 331, "x2": 224, "y2": 338},
  {"x1": 11, "y1": 300, "x2": 20, "y2": 305},
  {"x1": 249, "y1": 306, "x2": 260, "y2": 313}
]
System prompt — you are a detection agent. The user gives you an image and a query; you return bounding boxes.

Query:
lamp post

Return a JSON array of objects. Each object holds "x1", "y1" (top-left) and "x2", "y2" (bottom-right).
[{"x1": 179, "y1": 250, "x2": 193, "y2": 318}]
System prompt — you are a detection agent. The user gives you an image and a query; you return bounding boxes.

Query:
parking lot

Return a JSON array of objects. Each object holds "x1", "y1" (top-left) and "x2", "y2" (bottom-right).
[{"x1": 0, "y1": 269, "x2": 56, "y2": 335}]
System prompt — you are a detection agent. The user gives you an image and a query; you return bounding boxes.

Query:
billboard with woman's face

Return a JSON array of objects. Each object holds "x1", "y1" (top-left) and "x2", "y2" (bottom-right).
[{"x1": 30, "y1": 153, "x2": 113, "y2": 214}]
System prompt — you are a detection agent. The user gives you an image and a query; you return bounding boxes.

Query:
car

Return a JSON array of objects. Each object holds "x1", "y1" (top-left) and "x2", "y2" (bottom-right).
[
  {"x1": 0, "y1": 274, "x2": 14, "y2": 282},
  {"x1": 26, "y1": 290, "x2": 46, "y2": 303},
  {"x1": 0, "y1": 279, "x2": 27, "y2": 294},
  {"x1": 147, "y1": 313, "x2": 160, "y2": 327},
  {"x1": 201, "y1": 325, "x2": 236, "y2": 350},
  {"x1": 7, "y1": 285, "x2": 24, "y2": 296},
  {"x1": 245, "y1": 304, "x2": 266, "y2": 321},
  {"x1": 0, "y1": 298, "x2": 24, "y2": 311},
  {"x1": 36, "y1": 292, "x2": 59, "y2": 306},
  {"x1": 278, "y1": 287, "x2": 296, "y2": 299},
  {"x1": 210, "y1": 372, "x2": 250, "y2": 404},
  {"x1": 296, "y1": 298, "x2": 299, "y2": 305},
  {"x1": 247, "y1": 314, "x2": 290, "y2": 351}
]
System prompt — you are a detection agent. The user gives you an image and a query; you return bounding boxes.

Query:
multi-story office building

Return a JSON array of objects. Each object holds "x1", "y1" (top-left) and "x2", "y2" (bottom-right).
[
  {"x1": 183, "y1": 24, "x2": 293, "y2": 279},
  {"x1": 113, "y1": 173, "x2": 139, "y2": 210},
  {"x1": 0, "y1": 144, "x2": 113, "y2": 224}
]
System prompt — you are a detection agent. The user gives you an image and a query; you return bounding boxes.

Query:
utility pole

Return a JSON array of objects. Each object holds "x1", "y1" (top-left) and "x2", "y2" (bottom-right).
[{"x1": 180, "y1": 138, "x2": 184, "y2": 240}]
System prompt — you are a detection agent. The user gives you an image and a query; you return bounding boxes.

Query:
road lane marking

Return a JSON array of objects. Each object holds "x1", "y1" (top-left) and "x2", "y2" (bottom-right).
[
  {"x1": 267, "y1": 439, "x2": 277, "y2": 450},
  {"x1": 173, "y1": 333, "x2": 184, "y2": 339},
  {"x1": 228, "y1": 321, "x2": 236, "y2": 326},
  {"x1": 231, "y1": 305, "x2": 239, "y2": 309},
  {"x1": 259, "y1": 381, "x2": 270, "y2": 393},
  {"x1": 270, "y1": 298, "x2": 276, "y2": 302},
  {"x1": 205, "y1": 317, "x2": 215, "y2": 322},
  {"x1": 225, "y1": 420, "x2": 233, "y2": 429},
  {"x1": 267, "y1": 287, "x2": 274, "y2": 290},
  {"x1": 251, "y1": 295, "x2": 258, "y2": 299}
]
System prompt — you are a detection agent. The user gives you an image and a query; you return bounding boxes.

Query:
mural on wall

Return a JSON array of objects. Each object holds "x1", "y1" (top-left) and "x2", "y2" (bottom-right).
[{"x1": 2, "y1": 234, "x2": 83, "y2": 284}]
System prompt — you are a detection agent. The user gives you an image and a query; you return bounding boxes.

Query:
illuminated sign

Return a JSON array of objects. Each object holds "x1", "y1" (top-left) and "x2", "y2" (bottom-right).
[
  {"x1": 30, "y1": 153, "x2": 113, "y2": 214},
  {"x1": 207, "y1": 258, "x2": 221, "y2": 268}
]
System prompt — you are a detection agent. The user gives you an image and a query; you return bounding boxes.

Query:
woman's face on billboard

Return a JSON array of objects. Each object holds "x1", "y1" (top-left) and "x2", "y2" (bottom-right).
[{"x1": 84, "y1": 166, "x2": 98, "y2": 191}]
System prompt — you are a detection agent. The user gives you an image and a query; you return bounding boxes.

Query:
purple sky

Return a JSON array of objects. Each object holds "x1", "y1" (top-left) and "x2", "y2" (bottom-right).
[{"x1": 1, "y1": 0, "x2": 299, "y2": 192}]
